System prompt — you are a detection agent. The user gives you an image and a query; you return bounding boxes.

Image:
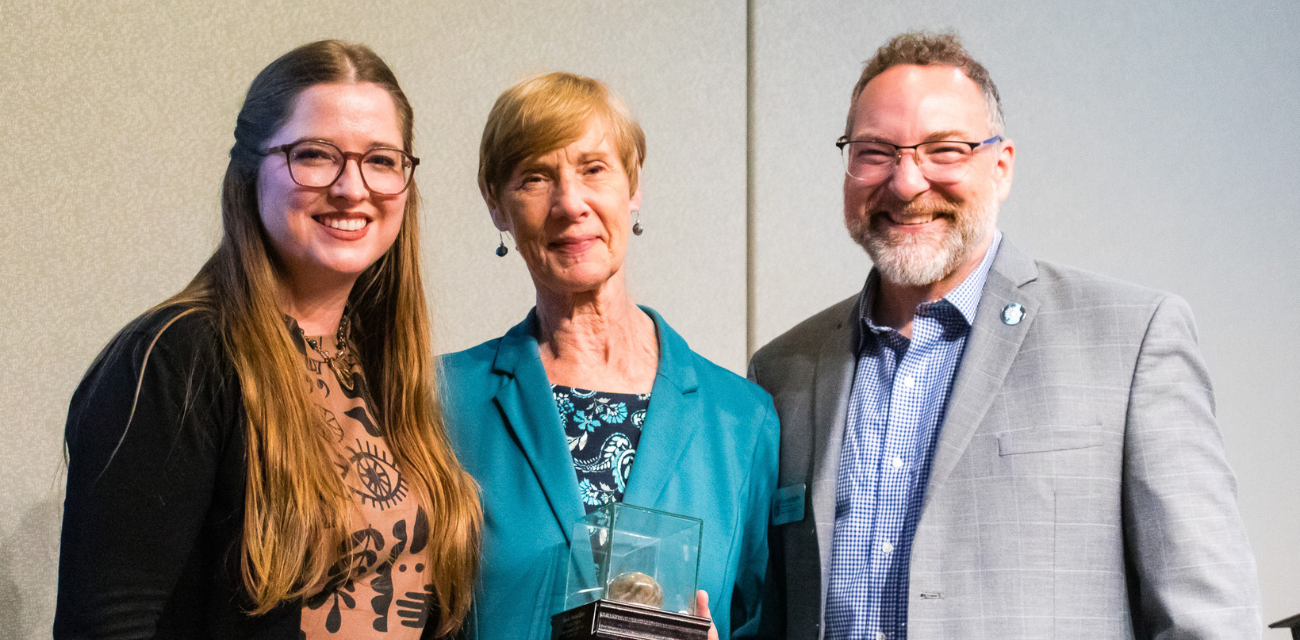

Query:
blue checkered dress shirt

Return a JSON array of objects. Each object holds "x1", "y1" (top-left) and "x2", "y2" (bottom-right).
[{"x1": 825, "y1": 232, "x2": 1002, "y2": 640}]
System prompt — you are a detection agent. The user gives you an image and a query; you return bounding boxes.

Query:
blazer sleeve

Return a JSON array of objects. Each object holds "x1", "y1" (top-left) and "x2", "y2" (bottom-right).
[
  {"x1": 1121, "y1": 295, "x2": 1262, "y2": 639},
  {"x1": 743, "y1": 360, "x2": 785, "y2": 640},
  {"x1": 55, "y1": 314, "x2": 236, "y2": 639},
  {"x1": 729, "y1": 395, "x2": 779, "y2": 639}
]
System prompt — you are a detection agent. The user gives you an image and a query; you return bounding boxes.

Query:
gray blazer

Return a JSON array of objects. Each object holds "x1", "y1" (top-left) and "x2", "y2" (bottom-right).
[{"x1": 748, "y1": 238, "x2": 1261, "y2": 640}]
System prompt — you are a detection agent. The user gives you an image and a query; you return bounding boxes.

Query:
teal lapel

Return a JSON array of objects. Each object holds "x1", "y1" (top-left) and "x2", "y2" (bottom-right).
[
  {"x1": 621, "y1": 307, "x2": 703, "y2": 510},
  {"x1": 923, "y1": 239, "x2": 1040, "y2": 507},
  {"x1": 491, "y1": 311, "x2": 585, "y2": 543}
]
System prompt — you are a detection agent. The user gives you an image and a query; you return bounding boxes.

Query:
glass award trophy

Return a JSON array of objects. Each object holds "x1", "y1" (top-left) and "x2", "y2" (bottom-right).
[{"x1": 550, "y1": 503, "x2": 711, "y2": 640}]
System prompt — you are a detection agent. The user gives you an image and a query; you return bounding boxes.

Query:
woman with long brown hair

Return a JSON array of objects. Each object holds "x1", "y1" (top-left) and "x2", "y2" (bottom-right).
[{"x1": 55, "y1": 40, "x2": 480, "y2": 639}]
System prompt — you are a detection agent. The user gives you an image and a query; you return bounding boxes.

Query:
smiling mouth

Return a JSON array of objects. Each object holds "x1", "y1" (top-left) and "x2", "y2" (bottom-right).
[
  {"x1": 314, "y1": 215, "x2": 370, "y2": 232},
  {"x1": 550, "y1": 236, "x2": 598, "y2": 250},
  {"x1": 873, "y1": 199, "x2": 961, "y2": 227},
  {"x1": 877, "y1": 212, "x2": 948, "y2": 226}
]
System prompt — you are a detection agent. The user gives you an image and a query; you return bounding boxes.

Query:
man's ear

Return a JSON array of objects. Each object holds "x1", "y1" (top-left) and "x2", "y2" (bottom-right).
[{"x1": 994, "y1": 137, "x2": 1015, "y2": 202}]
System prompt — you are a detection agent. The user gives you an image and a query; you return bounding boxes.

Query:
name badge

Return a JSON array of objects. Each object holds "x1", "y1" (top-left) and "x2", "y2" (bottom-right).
[{"x1": 771, "y1": 483, "x2": 806, "y2": 526}]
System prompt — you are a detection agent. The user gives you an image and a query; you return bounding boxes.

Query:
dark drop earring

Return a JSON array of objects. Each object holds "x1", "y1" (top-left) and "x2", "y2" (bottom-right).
[
  {"x1": 496, "y1": 233, "x2": 509, "y2": 257},
  {"x1": 632, "y1": 210, "x2": 644, "y2": 236}
]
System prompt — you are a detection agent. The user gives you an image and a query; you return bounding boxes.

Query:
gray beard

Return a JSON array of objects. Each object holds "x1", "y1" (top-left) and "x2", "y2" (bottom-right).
[{"x1": 848, "y1": 195, "x2": 998, "y2": 287}]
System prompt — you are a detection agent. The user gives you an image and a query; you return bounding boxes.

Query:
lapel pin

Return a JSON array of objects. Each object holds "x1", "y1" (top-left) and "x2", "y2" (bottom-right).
[{"x1": 1001, "y1": 303, "x2": 1025, "y2": 326}]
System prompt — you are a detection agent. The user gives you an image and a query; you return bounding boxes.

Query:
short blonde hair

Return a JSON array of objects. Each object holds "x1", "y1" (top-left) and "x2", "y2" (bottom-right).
[{"x1": 479, "y1": 72, "x2": 646, "y2": 199}]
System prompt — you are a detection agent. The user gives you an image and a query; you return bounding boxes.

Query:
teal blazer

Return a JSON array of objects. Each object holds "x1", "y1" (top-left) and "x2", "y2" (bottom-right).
[{"x1": 441, "y1": 307, "x2": 778, "y2": 640}]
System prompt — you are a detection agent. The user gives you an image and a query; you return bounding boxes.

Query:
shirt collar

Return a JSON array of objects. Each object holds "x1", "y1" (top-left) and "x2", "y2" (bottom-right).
[{"x1": 852, "y1": 230, "x2": 1003, "y2": 351}]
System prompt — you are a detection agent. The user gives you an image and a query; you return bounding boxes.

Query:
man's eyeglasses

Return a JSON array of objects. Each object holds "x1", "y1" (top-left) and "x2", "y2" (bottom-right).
[
  {"x1": 836, "y1": 135, "x2": 1002, "y2": 184},
  {"x1": 261, "y1": 140, "x2": 420, "y2": 195}
]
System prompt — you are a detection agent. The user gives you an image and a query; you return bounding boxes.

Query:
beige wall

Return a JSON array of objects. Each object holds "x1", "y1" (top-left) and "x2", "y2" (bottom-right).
[
  {"x1": 3, "y1": 0, "x2": 1297, "y2": 636},
  {"x1": 0, "y1": 1, "x2": 745, "y2": 636}
]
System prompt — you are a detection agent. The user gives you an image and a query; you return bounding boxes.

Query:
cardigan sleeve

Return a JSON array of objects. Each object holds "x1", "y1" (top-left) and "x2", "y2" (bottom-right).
[{"x1": 55, "y1": 309, "x2": 240, "y2": 639}]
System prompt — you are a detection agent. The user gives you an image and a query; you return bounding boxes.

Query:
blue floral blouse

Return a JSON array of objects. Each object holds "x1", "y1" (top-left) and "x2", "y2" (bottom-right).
[{"x1": 551, "y1": 384, "x2": 650, "y2": 513}]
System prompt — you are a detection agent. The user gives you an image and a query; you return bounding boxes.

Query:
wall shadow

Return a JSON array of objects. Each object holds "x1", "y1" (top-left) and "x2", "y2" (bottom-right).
[{"x1": 0, "y1": 496, "x2": 63, "y2": 640}]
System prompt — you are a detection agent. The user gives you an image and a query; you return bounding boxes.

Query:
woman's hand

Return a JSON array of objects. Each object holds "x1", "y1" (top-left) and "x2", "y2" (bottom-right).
[{"x1": 695, "y1": 590, "x2": 720, "y2": 640}]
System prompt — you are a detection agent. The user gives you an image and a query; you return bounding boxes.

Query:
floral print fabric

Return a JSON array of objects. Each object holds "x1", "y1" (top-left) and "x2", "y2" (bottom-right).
[{"x1": 552, "y1": 384, "x2": 650, "y2": 513}]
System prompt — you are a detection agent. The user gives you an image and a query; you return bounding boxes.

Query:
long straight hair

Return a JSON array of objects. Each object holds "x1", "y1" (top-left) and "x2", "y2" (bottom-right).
[{"x1": 167, "y1": 40, "x2": 480, "y2": 634}]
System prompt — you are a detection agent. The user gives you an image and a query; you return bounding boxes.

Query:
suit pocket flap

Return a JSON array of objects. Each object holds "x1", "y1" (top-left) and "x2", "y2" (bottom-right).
[{"x1": 997, "y1": 428, "x2": 1106, "y2": 456}]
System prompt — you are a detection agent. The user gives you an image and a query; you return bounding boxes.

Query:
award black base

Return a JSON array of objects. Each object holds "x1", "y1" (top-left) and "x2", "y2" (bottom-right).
[
  {"x1": 551, "y1": 599, "x2": 711, "y2": 640},
  {"x1": 1270, "y1": 612, "x2": 1300, "y2": 639}
]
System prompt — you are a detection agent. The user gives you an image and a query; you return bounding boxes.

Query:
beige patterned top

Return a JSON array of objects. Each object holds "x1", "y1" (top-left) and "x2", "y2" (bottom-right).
[{"x1": 292, "y1": 325, "x2": 435, "y2": 638}]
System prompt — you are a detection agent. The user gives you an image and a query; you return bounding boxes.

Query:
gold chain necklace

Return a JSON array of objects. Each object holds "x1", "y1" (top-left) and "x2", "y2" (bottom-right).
[{"x1": 302, "y1": 315, "x2": 357, "y2": 393}]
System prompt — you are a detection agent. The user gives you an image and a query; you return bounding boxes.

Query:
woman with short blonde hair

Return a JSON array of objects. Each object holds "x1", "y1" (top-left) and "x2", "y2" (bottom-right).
[{"x1": 442, "y1": 72, "x2": 777, "y2": 640}]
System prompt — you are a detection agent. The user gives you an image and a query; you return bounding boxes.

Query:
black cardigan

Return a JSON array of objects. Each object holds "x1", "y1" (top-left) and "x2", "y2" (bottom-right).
[{"x1": 55, "y1": 306, "x2": 444, "y2": 639}]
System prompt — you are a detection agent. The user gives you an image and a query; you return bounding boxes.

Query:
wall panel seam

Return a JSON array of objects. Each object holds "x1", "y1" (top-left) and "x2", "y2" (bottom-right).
[{"x1": 745, "y1": 0, "x2": 757, "y2": 360}]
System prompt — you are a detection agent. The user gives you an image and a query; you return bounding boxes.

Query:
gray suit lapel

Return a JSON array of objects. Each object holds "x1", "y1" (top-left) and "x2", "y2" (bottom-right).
[
  {"x1": 923, "y1": 239, "x2": 1040, "y2": 506},
  {"x1": 810, "y1": 304, "x2": 857, "y2": 607}
]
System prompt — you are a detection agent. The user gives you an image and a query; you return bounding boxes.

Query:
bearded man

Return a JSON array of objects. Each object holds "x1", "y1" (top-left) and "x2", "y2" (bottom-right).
[{"x1": 748, "y1": 31, "x2": 1261, "y2": 640}]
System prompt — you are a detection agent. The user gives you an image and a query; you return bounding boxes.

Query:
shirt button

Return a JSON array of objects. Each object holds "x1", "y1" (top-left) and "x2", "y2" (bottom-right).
[
  {"x1": 876, "y1": 632, "x2": 887, "y2": 640},
  {"x1": 903, "y1": 376, "x2": 915, "y2": 388},
  {"x1": 882, "y1": 541, "x2": 894, "y2": 553},
  {"x1": 892, "y1": 456, "x2": 904, "y2": 469}
]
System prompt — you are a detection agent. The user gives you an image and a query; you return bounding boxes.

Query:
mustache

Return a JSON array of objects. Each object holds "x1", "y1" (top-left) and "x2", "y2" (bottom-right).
[{"x1": 869, "y1": 196, "x2": 963, "y2": 222}]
